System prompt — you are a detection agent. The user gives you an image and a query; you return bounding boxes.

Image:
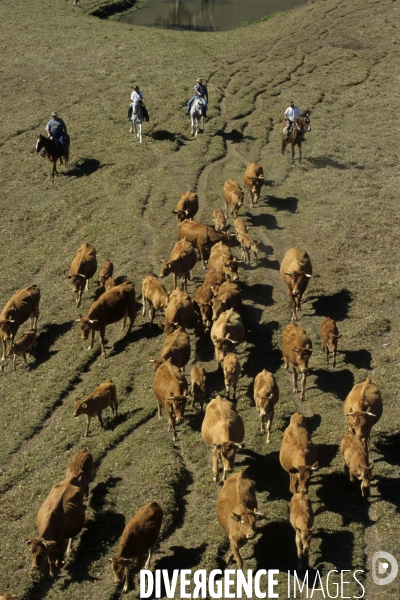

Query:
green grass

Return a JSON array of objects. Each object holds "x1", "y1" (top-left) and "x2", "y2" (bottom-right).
[{"x1": 240, "y1": 11, "x2": 286, "y2": 28}]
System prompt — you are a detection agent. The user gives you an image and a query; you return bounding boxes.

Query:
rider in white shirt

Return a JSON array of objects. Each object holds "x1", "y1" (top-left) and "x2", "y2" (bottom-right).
[
  {"x1": 284, "y1": 101, "x2": 302, "y2": 139},
  {"x1": 131, "y1": 85, "x2": 144, "y2": 114}
]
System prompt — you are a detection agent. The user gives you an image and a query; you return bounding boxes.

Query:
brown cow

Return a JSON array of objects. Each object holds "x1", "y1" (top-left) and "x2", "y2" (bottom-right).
[
  {"x1": 25, "y1": 477, "x2": 86, "y2": 577},
  {"x1": 7, "y1": 329, "x2": 36, "y2": 371},
  {"x1": 201, "y1": 395, "x2": 245, "y2": 482},
  {"x1": 68, "y1": 243, "x2": 97, "y2": 308},
  {"x1": 203, "y1": 269, "x2": 226, "y2": 296},
  {"x1": 223, "y1": 353, "x2": 241, "y2": 400},
  {"x1": 320, "y1": 317, "x2": 341, "y2": 368},
  {"x1": 343, "y1": 376, "x2": 383, "y2": 451},
  {"x1": 212, "y1": 209, "x2": 227, "y2": 232},
  {"x1": 216, "y1": 470, "x2": 262, "y2": 569},
  {"x1": 151, "y1": 326, "x2": 191, "y2": 373},
  {"x1": 73, "y1": 380, "x2": 118, "y2": 437},
  {"x1": 211, "y1": 308, "x2": 245, "y2": 363},
  {"x1": 237, "y1": 231, "x2": 260, "y2": 265},
  {"x1": 160, "y1": 238, "x2": 196, "y2": 291},
  {"x1": 76, "y1": 281, "x2": 136, "y2": 358},
  {"x1": 105, "y1": 277, "x2": 117, "y2": 290},
  {"x1": 0, "y1": 594, "x2": 20, "y2": 600},
  {"x1": 108, "y1": 501, "x2": 163, "y2": 593},
  {"x1": 289, "y1": 493, "x2": 314, "y2": 568},
  {"x1": 280, "y1": 247, "x2": 312, "y2": 321},
  {"x1": 190, "y1": 364, "x2": 207, "y2": 411},
  {"x1": 152, "y1": 358, "x2": 188, "y2": 441},
  {"x1": 282, "y1": 322, "x2": 313, "y2": 402},
  {"x1": 163, "y1": 288, "x2": 195, "y2": 333},
  {"x1": 212, "y1": 279, "x2": 242, "y2": 321},
  {"x1": 193, "y1": 284, "x2": 214, "y2": 335},
  {"x1": 172, "y1": 190, "x2": 199, "y2": 223},
  {"x1": 0, "y1": 285, "x2": 40, "y2": 361},
  {"x1": 253, "y1": 369, "x2": 279, "y2": 444},
  {"x1": 208, "y1": 242, "x2": 240, "y2": 281},
  {"x1": 141, "y1": 275, "x2": 170, "y2": 325},
  {"x1": 279, "y1": 412, "x2": 318, "y2": 495},
  {"x1": 66, "y1": 448, "x2": 93, "y2": 498},
  {"x1": 99, "y1": 260, "x2": 114, "y2": 288},
  {"x1": 234, "y1": 217, "x2": 248, "y2": 235},
  {"x1": 341, "y1": 431, "x2": 374, "y2": 497},
  {"x1": 243, "y1": 162, "x2": 264, "y2": 209},
  {"x1": 178, "y1": 220, "x2": 240, "y2": 269},
  {"x1": 223, "y1": 179, "x2": 244, "y2": 220}
]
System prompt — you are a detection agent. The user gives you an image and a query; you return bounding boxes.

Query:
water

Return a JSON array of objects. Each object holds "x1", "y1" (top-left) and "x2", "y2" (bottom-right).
[{"x1": 120, "y1": 0, "x2": 309, "y2": 31}]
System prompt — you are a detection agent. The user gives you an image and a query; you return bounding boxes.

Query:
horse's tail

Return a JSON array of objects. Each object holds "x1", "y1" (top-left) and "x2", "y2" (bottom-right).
[{"x1": 65, "y1": 135, "x2": 70, "y2": 164}]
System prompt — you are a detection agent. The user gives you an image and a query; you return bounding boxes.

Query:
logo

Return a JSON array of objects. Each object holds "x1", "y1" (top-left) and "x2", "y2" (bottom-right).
[{"x1": 372, "y1": 551, "x2": 398, "y2": 586}]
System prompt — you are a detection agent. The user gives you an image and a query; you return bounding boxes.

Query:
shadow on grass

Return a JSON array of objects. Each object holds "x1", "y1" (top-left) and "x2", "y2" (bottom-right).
[
  {"x1": 316, "y1": 443, "x2": 339, "y2": 468},
  {"x1": 152, "y1": 130, "x2": 185, "y2": 146},
  {"x1": 215, "y1": 129, "x2": 256, "y2": 144},
  {"x1": 341, "y1": 349, "x2": 373, "y2": 370},
  {"x1": 310, "y1": 289, "x2": 353, "y2": 321},
  {"x1": 375, "y1": 431, "x2": 400, "y2": 466},
  {"x1": 65, "y1": 158, "x2": 114, "y2": 178},
  {"x1": 267, "y1": 195, "x2": 299, "y2": 213},
  {"x1": 253, "y1": 520, "x2": 296, "y2": 569},
  {"x1": 312, "y1": 367, "x2": 354, "y2": 401},
  {"x1": 31, "y1": 320, "x2": 75, "y2": 369},
  {"x1": 149, "y1": 543, "x2": 208, "y2": 598},
  {"x1": 249, "y1": 212, "x2": 284, "y2": 231},
  {"x1": 375, "y1": 475, "x2": 400, "y2": 512},
  {"x1": 316, "y1": 471, "x2": 373, "y2": 526},
  {"x1": 306, "y1": 156, "x2": 348, "y2": 170}
]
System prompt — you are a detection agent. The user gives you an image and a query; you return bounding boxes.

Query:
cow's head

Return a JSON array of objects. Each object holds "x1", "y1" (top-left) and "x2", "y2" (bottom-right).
[
  {"x1": 214, "y1": 337, "x2": 239, "y2": 363},
  {"x1": 162, "y1": 320, "x2": 180, "y2": 336},
  {"x1": 172, "y1": 209, "x2": 190, "y2": 223},
  {"x1": 246, "y1": 175, "x2": 264, "y2": 202},
  {"x1": 194, "y1": 301, "x2": 212, "y2": 331},
  {"x1": 0, "y1": 318, "x2": 16, "y2": 339},
  {"x1": 25, "y1": 538, "x2": 57, "y2": 573},
  {"x1": 234, "y1": 189, "x2": 245, "y2": 207},
  {"x1": 168, "y1": 394, "x2": 187, "y2": 424},
  {"x1": 73, "y1": 400, "x2": 87, "y2": 417},
  {"x1": 345, "y1": 408, "x2": 376, "y2": 440},
  {"x1": 296, "y1": 526, "x2": 314, "y2": 555},
  {"x1": 231, "y1": 508, "x2": 262, "y2": 539},
  {"x1": 292, "y1": 344, "x2": 312, "y2": 372},
  {"x1": 159, "y1": 260, "x2": 172, "y2": 278},
  {"x1": 75, "y1": 315, "x2": 98, "y2": 339},
  {"x1": 213, "y1": 441, "x2": 245, "y2": 478},
  {"x1": 222, "y1": 258, "x2": 240, "y2": 281},
  {"x1": 289, "y1": 463, "x2": 318, "y2": 494},
  {"x1": 107, "y1": 557, "x2": 135, "y2": 584},
  {"x1": 149, "y1": 358, "x2": 166, "y2": 372},
  {"x1": 257, "y1": 392, "x2": 274, "y2": 415},
  {"x1": 68, "y1": 273, "x2": 86, "y2": 293},
  {"x1": 359, "y1": 462, "x2": 375, "y2": 496},
  {"x1": 284, "y1": 270, "x2": 312, "y2": 296}
]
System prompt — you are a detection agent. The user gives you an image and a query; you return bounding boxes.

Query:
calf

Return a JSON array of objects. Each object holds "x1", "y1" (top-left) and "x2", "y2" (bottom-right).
[
  {"x1": 208, "y1": 242, "x2": 240, "y2": 281},
  {"x1": 193, "y1": 284, "x2": 214, "y2": 335},
  {"x1": 211, "y1": 308, "x2": 245, "y2": 363},
  {"x1": 66, "y1": 448, "x2": 93, "y2": 498},
  {"x1": 320, "y1": 317, "x2": 341, "y2": 367},
  {"x1": 279, "y1": 412, "x2": 318, "y2": 495},
  {"x1": 68, "y1": 243, "x2": 97, "y2": 308},
  {"x1": 7, "y1": 329, "x2": 36, "y2": 371},
  {"x1": 282, "y1": 322, "x2": 313, "y2": 402},
  {"x1": 223, "y1": 179, "x2": 244, "y2": 220},
  {"x1": 216, "y1": 470, "x2": 262, "y2": 569},
  {"x1": 234, "y1": 217, "x2": 248, "y2": 235},
  {"x1": 99, "y1": 260, "x2": 114, "y2": 288},
  {"x1": 243, "y1": 162, "x2": 264, "y2": 208},
  {"x1": 152, "y1": 358, "x2": 188, "y2": 441},
  {"x1": 203, "y1": 269, "x2": 226, "y2": 296},
  {"x1": 237, "y1": 231, "x2": 260, "y2": 265},
  {"x1": 223, "y1": 353, "x2": 241, "y2": 400},
  {"x1": 151, "y1": 326, "x2": 191, "y2": 373},
  {"x1": 108, "y1": 501, "x2": 163, "y2": 593},
  {"x1": 0, "y1": 285, "x2": 40, "y2": 361},
  {"x1": 280, "y1": 247, "x2": 312, "y2": 321},
  {"x1": 0, "y1": 594, "x2": 20, "y2": 600},
  {"x1": 141, "y1": 275, "x2": 170, "y2": 325},
  {"x1": 253, "y1": 369, "x2": 279, "y2": 444},
  {"x1": 178, "y1": 220, "x2": 240, "y2": 269},
  {"x1": 201, "y1": 395, "x2": 244, "y2": 482},
  {"x1": 163, "y1": 288, "x2": 195, "y2": 333},
  {"x1": 104, "y1": 277, "x2": 117, "y2": 290},
  {"x1": 212, "y1": 209, "x2": 227, "y2": 232},
  {"x1": 190, "y1": 364, "x2": 207, "y2": 411},
  {"x1": 159, "y1": 238, "x2": 196, "y2": 291},
  {"x1": 290, "y1": 493, "x2": 314, "y2": 568},
  {"x1": 172, "y1": 190, "x2": 199, "y2": 223},
  {"x1": 212, "y1": 279, "x2": 242, "y2": 321},
  {"x1": 341, "y1": 431, "x2": 374, "y2": 497},
  {"x1": 343, "y1": 376, "x2": 383, "y2": 451},
  {"x1": 73, "y1": 380, "x2": 118, "y2": 437}
]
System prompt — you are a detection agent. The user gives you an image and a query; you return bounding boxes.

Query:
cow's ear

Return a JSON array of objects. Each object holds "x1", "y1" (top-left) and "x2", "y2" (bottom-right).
[
  {"x1": 82, "y1": 403, "x2": 87, "y2": 409},
  {"x1": 24, "y1": 539, "x2": 32, "y2": 545},
  {"x1": 284, "y1": 271, "x2": 293, "y2": 276},
  {"x1": 311, "y1": 462, "x2": 318, "y2": 471},
  {"x1": 305, "y1": 274, "x2": 312, "y2": 278},
  {"x1": 231, "y1": 512, "x2": 241, "y2": 522},
  {"x1": 213, "y1": 444, "x2": 222, "y2": 450},
  {"x1": 292, "y1": 347, "x2": 299, "y2": 353},
  {"x1": 172, "y1": 210, "x2": 178, "y2": 214},
  {"x1": 235, "y1": 443, "x2": 245, "y2": 450}
]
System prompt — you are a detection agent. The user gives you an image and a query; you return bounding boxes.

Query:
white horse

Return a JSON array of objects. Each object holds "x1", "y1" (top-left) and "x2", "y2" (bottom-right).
[
  {"x1": 190, "y1": 98, "x2": 204, "y2": 138},
  {"x1": 130, "y1": 103, "x2": 143, "y2": 143}
]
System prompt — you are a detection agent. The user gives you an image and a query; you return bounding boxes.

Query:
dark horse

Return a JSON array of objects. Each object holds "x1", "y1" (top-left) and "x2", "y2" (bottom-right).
[
  {"x1": 281, "y1": 113, "x2": 311, "y2": 166},
  {"x1": 36, "y1": 133, "x2": 70, "y2": 180}
]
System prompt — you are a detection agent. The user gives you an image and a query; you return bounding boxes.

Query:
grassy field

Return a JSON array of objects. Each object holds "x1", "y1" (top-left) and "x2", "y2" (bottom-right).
[{"x1": 0, "y1": 0, "x2": 400, "y2": 598}]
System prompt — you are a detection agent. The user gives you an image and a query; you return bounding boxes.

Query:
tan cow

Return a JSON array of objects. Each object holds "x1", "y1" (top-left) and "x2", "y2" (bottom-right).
[
  {"x1": 212, "y1": 279, "x2": 242, "y2": 321},
  {"x1": 211, "y1": 308, "x2": 245, "y2": 363},
  {"x1": 73, "y1": 380, "x2": 118, "y2": 437},
  {"x1": 68, "y1": 243, "x2": 97, "y2": 308},
  {"x1": 201, "y1": 395, "x2": 245, "y2": 482},
  {"x1": 151, "y1": 326, "x2": 191, "y2": 373},
  {"x1": 0, "y1": 285, "x2": 40, "y2": 361},
  {"x1": 253, "y1": 370, "x2": 279, "y2": 444},
  {"x1": 99, "y1": 260, "x2": 114, "y2": 288},
  {"x1": 290, "y1": 493, "x2": 314, "y2": 568},
  {"x1": 280, "y1": 247, "x2": 312, "y2": 321},
  {"x1": 152, "y1": 358, "x2": 188, "y2": 441},
  {"x1": 193, "y1": 284, "x2": 214, "y2": 335},
  {"x1": 341, "y1": 431, "x2": 374, "y2": 497},
  {"x1": 237, "y1": 231, "x2": 260, "y2": 265},
  {"x1": 163, "y1": 288, "x2": 195, "y2": 333},
  {"x1": 108, "y1": 501, "x2": 163, "y2": 593},
  {"x1": 172, "y1": 190, "x2": 199, "y2": 223},
  {"x1": 76, "y1": 281, "x2": 136, "y2": 358},
  {"x1": 208, "y1": 242, "x2": 240, "y2": 281},
  {"x1": 159, "y1": 238, "x2": 196, "y2": 291},
  {"x1": 7, "y1": 329, "x2": 36, "y2": 371},
  {"x1": 66, "y1": 448, "x2": 93, "y2": 498},
  {"x1": 105, "y1": 277, "x2": 117, "y2": 290},
  {"x1": 0, "y1": 593, "x2": 20, "y2": 600},
  {"x1": 243, "y1": 162, "x2": 264, "y2": 208},
  {"x1": 190, "y1": 364, "x2": 207, "y2": 411},
  {"x1": 343, "y1": 376, "x2": 383, "y2": 451},
  {"x1": 212, "y1": 209, "x2": 227, "y2": 232},
  {"x1": 203, "y1": 269, "x2": 226, "y2": 296},
  {"x1": 25, "y1": 477, "x2": 86, "y2": 578},
  {"x1": 223, "y1": 353, "x2": 241, "y2": 400},
  {"x1": 178, "y1": 220, "x2": 240, "y2": 269},
  {"x1": 279, "y1": 412, "x2": 318, "y2": 495},
  {"x1": 216, "y1": 470, "x2": 262, "y2": 569},
  {"x1": 282, "y1": 322, "x2": 313, "y2": 402},
  {"x1": 223, "y1": 179, "x2": 244, "y2": 220},
  {"x1": 234, "y1": 217, "x2": 248, "y2": 235},
  {"x1": 320, "y1": 317, "x2": 341, "y2": 367},
  {"x1": 141, "y1": 275, "x2": 170, "y2": 325}
]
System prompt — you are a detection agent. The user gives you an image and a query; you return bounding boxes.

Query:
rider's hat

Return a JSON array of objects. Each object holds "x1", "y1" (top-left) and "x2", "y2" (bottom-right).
[
  {"x1": 196, "y1": 78, "x2": 203, "y2": 83},
  {"x1": 52, "y1": 111, "x2": 58, "y2": 117},
  {"x1": 133, "y1": 85, "x2": 140, "y2": 91},
  {"x1": 289, "y1": 100, "x2": 295, "y2": 106}
]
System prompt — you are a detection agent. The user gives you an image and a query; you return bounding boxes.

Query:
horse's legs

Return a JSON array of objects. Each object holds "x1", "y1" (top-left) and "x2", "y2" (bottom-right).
[
  {"x1": 299, "y1": 143, "x2": 302, "y2": 165},
  {"x1": 138, "y1": 123, "x2": 142, "y2": 143},
  {"x1": 200, "y1": 116, "x2": 204, "y2": 132},
  {"x1": 130, "y1": 119, "x2": 133, "y2": 134},
  {"x1": 191, "y1": 115, "x2": 195, "y2": 136},
  {"x1": 291, "y1": 144, "x2": 295, "y2": 167},
  {"x1": 281, "y1": 138, "x2": 286, "y2": 155}
]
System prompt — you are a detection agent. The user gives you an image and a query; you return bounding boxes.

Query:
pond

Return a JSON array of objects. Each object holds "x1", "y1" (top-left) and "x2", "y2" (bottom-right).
[{"x1": 119, "y1": 0, "x2": 309, "y2": 31}]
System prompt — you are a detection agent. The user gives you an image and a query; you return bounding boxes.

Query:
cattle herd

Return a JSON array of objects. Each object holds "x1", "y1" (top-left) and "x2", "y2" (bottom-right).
[{"x1": 0, "y1": 161, "x2": 383, "y2": 596}]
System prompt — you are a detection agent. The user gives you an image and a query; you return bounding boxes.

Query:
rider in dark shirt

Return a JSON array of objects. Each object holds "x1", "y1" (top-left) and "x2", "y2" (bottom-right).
[
  {"x1": 46, "y1": 111, "x2": 67, "y2": 158},
  {"x1": 187, "y1": 78, "x2": 208, "y2": 116}
]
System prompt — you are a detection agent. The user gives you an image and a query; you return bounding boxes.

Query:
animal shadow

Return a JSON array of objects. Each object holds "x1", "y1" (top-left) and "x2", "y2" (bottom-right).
[
  {"x1": 316, "y1": 471, "x2": 373, "y2": 526},
  {"x1": 375, "y1": 475, "x2": 400, "y2": 511},
  {"x1": 148, "y1": 544, "x2": 208, "y2": 598},
  {"x1": 66, "y1": 158, "x2": 112, "y2": 178},
  {"x1": 312, "y1": 367, "x2": 354, "y2": 401},
  {"x1": 375, "y1": 431, "x2": 400, "y2": 466},
  {"x1": 306, "y1": 156, "x2": 347, "y2": 170},
  {"x1": 311, "y1": 289, "x2": 353, "y2": 321},
  {"x1": 267, "y1": 195, "x2": 299, "y2": 213},
  {"x1": 253, "y1": 521, "x2": 296, "y2": 570},
  {"x1": 341, "y1": 349, "x2": 373, "y2": 370},
  {"x1": 30, "y1": 321, "x2": 75, "y2": 369},
  {"x1": 249, "y1": 212, "x2": 283, "y2": 231}
]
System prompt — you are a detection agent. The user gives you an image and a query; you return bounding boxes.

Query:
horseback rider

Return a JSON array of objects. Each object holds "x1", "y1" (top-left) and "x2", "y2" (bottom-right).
[
  {"x1": 284, "y1": 101, "x2": 303, "y2": 140},
  {"x1": 187, "y1": 78, "x2": 208, "y2": 116},
  {"x1": 129, "y1": 85, "x2": 149, "y2": 122},
  {"x1": 46, "y1": 111, "x2": 67, "y2": 158}
]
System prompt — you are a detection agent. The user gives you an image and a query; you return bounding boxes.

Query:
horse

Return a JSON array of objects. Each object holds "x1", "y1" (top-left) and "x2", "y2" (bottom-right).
[
  {"x1": 190, "y1": 98, "x2": 204, "y2": 138},
  {"x1": 130, "y1": 103, "x2": 143, "y2": 143},
  {"x1": 36, "y1": 133, "x2": 70, "y2": 181},
  {"x1": 281, "y1": 113, "x2": 311, "y2": 166}
]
